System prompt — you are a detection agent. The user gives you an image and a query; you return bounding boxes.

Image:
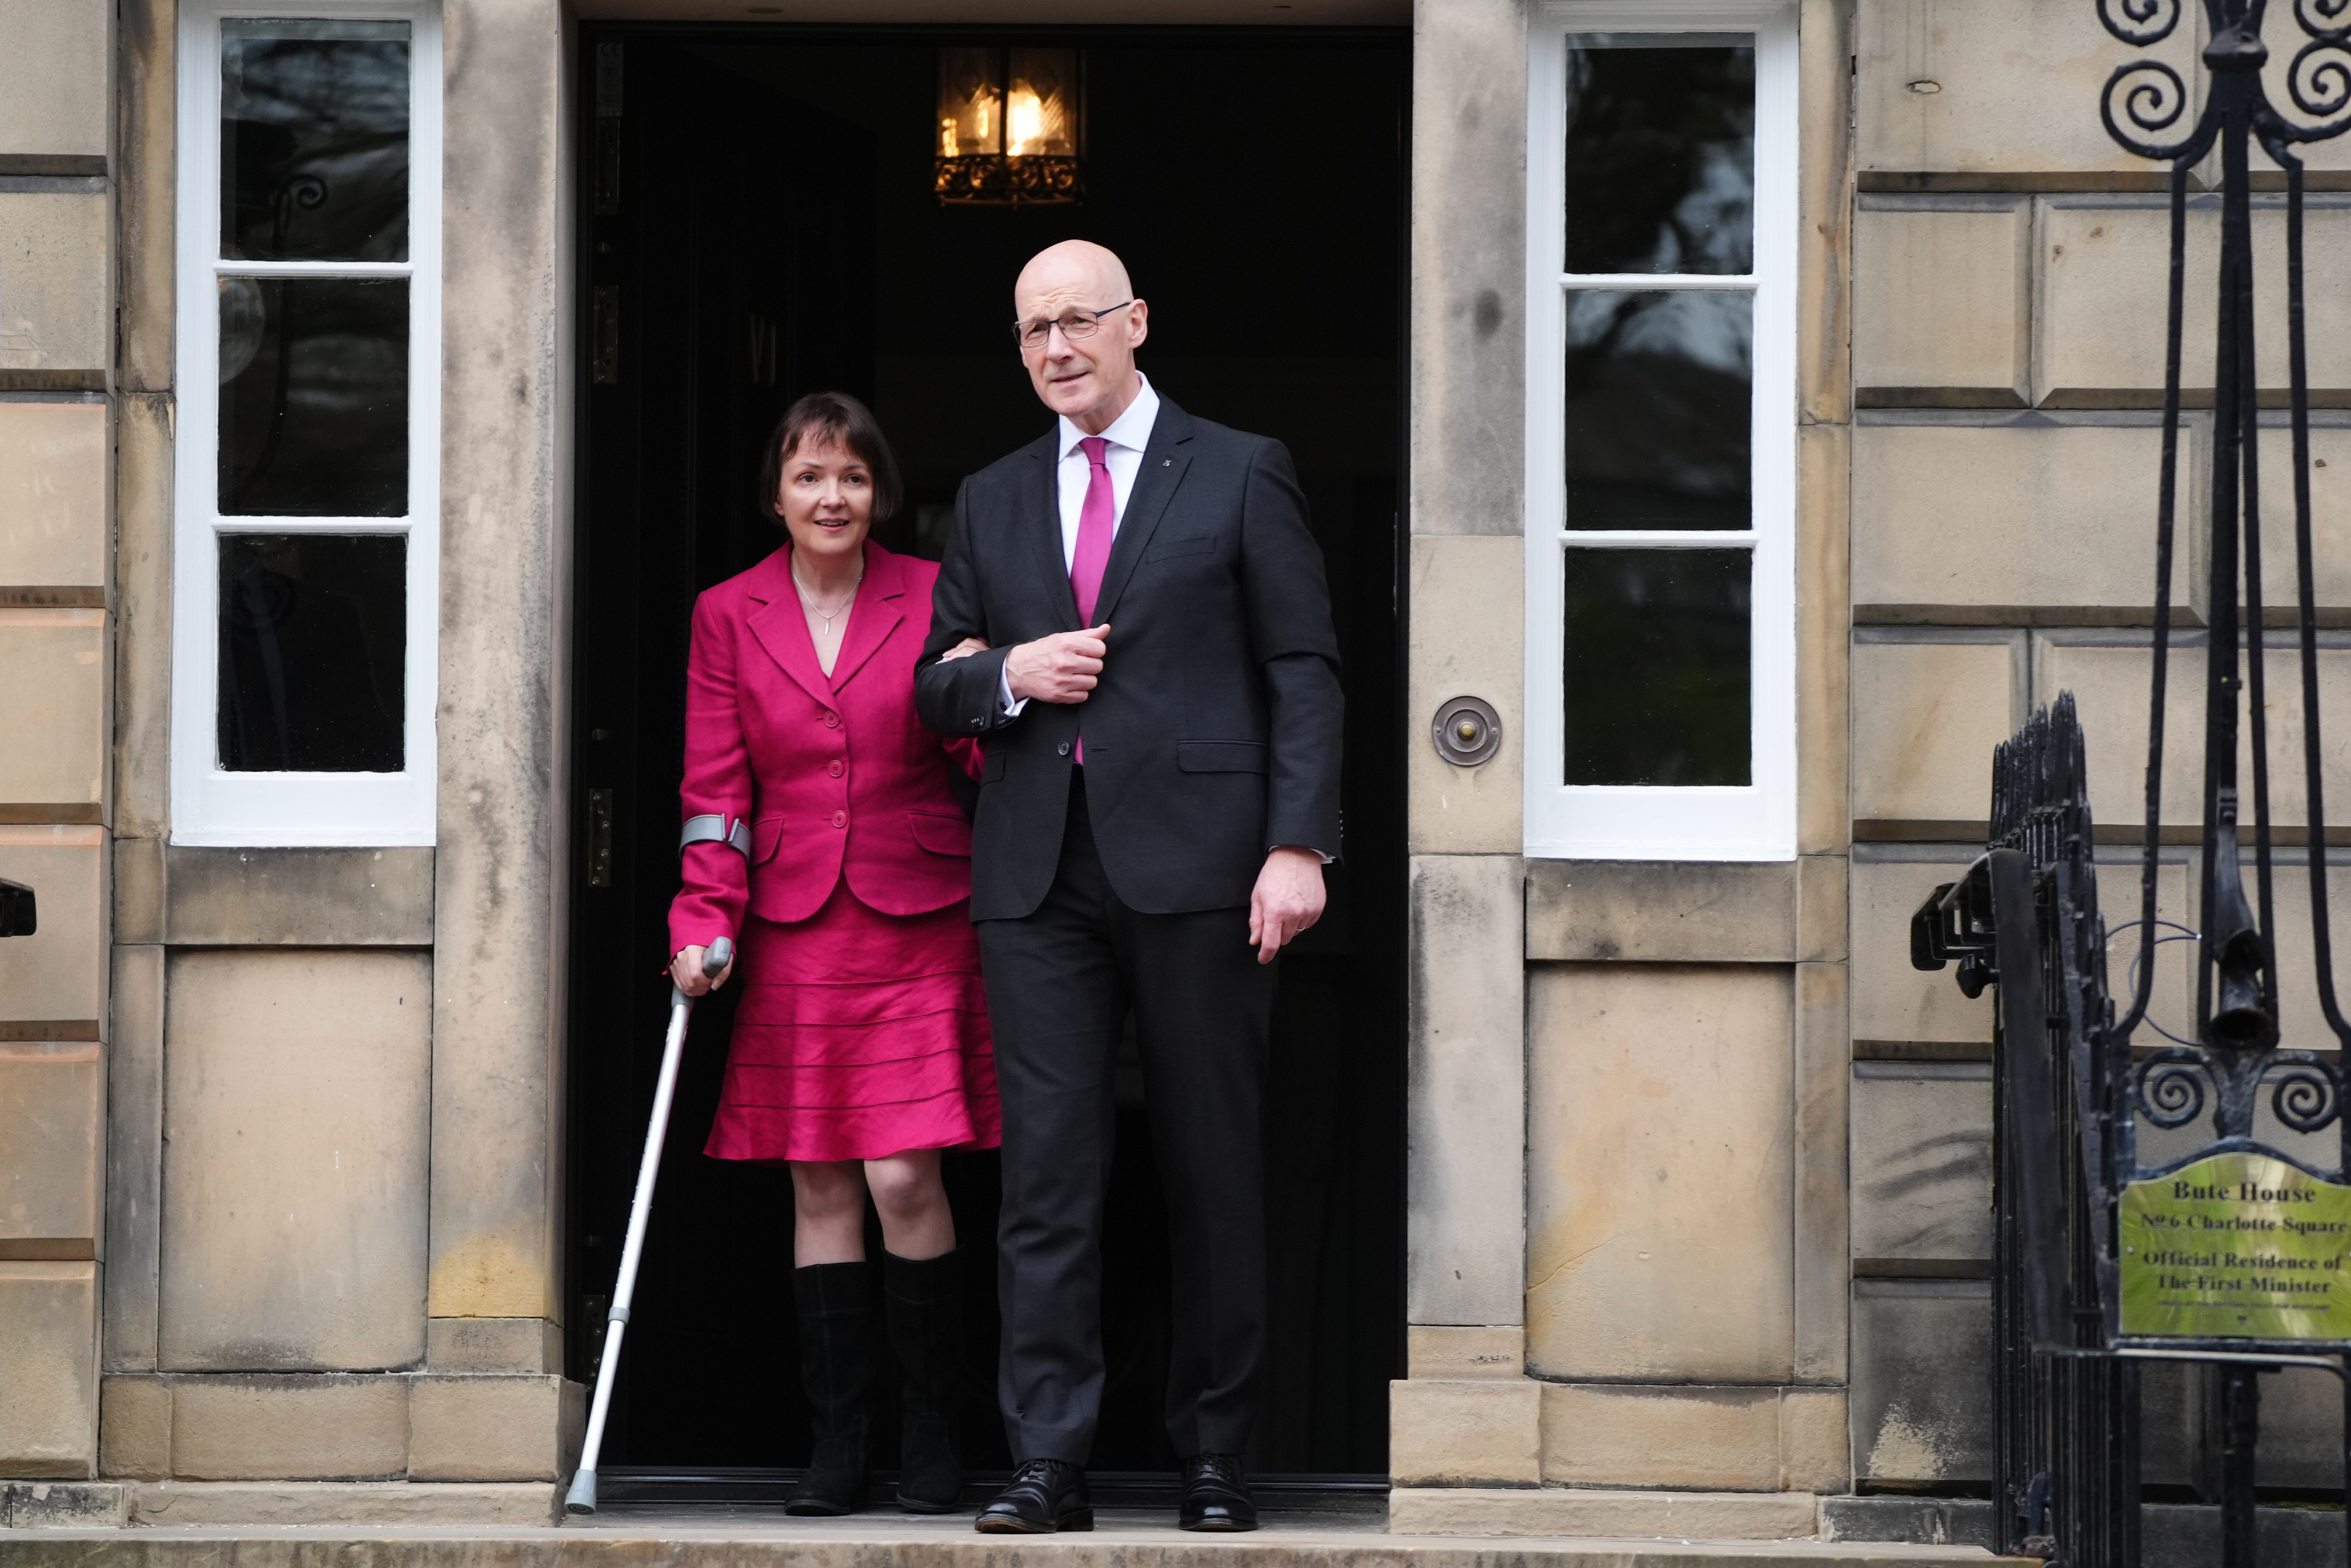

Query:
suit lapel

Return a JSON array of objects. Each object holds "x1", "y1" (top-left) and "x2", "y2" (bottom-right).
[
  {"x1": 1026, "y1": 437, "x2": 1080, "y2": 631},
  {"x1": 744, "y1": 548, "x2": 835, "y2": 709},
  {"x1": 1091, "y1": 398, "x2": 1192, "y2": 627},
  {"x1": 826, "y1": 541, "x2": 906, "y2": 693}
]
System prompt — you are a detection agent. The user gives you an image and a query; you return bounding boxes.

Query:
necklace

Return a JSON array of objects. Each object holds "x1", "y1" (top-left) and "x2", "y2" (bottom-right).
[{"x1": 792, "y1": 557, "x2": 864, "y2": 641}]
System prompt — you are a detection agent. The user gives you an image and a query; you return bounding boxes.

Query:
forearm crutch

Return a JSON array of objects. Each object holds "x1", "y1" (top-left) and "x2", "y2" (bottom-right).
[{"x1": 564, "y1": 935, "x2": 733, "y2": 1516}]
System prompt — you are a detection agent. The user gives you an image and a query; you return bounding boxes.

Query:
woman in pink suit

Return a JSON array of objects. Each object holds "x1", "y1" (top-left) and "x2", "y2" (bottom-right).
[{"x1": 667, "y1": 391, "x2": 998, "y2": 1518}]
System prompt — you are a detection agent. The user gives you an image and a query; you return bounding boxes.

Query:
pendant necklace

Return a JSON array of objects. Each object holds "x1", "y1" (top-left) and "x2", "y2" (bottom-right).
[{"x1": 793, "y1": 558, "x2": 864, "y2": 644}]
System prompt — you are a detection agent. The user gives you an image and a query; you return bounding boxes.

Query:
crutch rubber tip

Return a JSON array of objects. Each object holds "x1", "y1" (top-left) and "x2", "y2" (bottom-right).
[{"x1": 563, "y1": 1469, "x2": 598, "y2": 1515}]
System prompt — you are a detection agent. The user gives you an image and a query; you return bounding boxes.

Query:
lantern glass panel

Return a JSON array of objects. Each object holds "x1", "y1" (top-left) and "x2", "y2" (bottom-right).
[
  {"x1": 938, "y1": 47, "x2": 1002, "y2": 159},
  {"x1": 1006, "y1": 48, "x2": 1078, "y2": 157}
]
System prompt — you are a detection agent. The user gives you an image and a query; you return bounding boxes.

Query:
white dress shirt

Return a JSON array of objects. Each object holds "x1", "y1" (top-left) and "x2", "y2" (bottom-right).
[
  {"x1": 998, "y1": 376, "x2": 1161, "y2": 716},
  {"x1": 1052, "y1": 373, "x2": 1160, "y2": 570}
]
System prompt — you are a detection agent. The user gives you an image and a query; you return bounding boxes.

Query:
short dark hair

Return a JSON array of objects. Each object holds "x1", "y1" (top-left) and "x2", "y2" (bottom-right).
[{"x1": 757, "y1": 392, "x2": 903, "y2": 526}]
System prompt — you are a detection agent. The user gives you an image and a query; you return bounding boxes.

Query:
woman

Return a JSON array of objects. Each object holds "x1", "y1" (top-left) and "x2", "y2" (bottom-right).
[{"x1": 667, "y1": 391, "x2": 998, "y2": 1517}]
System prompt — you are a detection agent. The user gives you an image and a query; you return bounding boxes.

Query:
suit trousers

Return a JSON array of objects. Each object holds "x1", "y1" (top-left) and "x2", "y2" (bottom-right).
[{"x1": 976, "y1": 769, "x2": 1274, "y2": 1465}]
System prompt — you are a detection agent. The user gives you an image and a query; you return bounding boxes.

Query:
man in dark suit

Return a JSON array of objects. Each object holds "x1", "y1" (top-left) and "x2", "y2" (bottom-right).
[{"x1": 916, "y1": 240, "x2": 1343, "y2": 1534}]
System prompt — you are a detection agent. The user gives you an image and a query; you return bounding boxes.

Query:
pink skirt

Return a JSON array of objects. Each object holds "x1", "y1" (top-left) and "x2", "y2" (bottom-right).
[{"x1": 704, "y1": 879, "x2": 1001, "y2": 1164}]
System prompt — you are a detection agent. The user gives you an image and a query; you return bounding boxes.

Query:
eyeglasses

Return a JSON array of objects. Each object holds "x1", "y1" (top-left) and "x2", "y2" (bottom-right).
[{"x1": 1012, "y1": 300, "x2": 1133, "y2": 350}]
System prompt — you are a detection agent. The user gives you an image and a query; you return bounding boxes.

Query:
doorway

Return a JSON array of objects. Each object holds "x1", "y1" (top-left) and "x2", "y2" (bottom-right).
[{"x1": 564, "y1": 26, "x2": 1408, "y2": 1493}]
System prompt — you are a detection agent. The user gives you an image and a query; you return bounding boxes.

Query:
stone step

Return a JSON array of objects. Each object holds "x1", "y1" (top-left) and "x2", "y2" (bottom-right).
[
  {"x1": 0, "y1": 1495, "x2": 2022, "y2": 1567},
  {"x1": 0, "y1": 1524, "x2": 2022, "y2": 1567}
]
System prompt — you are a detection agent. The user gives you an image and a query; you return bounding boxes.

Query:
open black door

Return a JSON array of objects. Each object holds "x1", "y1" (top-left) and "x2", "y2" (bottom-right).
[
  {"x1": 566, "y1": 37, "x2": 880, "y2": 1474},
  {"x1": 568, "y1": 28, "x2": 1406, "y2": 1495}
]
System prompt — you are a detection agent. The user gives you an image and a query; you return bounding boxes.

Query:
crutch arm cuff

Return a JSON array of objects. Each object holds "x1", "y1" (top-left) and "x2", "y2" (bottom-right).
[{"x1": 679, "y1": 814, "x2": 751, "y2": 858}]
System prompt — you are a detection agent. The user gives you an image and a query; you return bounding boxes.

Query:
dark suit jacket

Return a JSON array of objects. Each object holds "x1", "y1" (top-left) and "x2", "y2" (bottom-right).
[{"x1": 915, "y1": 395, "x2": 1343, "y2": 921}]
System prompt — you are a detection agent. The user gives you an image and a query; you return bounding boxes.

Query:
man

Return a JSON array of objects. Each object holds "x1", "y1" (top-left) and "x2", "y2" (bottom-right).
[{"x1": 915, "y1": 240, "x2": 1343, "y2": 1534}]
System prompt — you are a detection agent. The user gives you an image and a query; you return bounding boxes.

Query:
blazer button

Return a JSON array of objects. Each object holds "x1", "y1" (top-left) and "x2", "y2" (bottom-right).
[
  {"x1": 1057, "y1": 741, "x2": 1072, "y2": 756},
  {"x1": 830, "y1": 810, "x2": 847, "y2": 828},
  {"x1": 827, "y1": 760, "x2": 844, "y2": 778},
  {"x1": 822, "y1": 711, "x2": 841, "y2": 728}
]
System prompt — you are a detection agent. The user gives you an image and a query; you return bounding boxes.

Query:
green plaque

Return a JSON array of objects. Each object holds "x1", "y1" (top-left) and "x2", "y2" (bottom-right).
[{"x1": 2120, "y1": 1151, "x2": 2351, "y2": 1341}]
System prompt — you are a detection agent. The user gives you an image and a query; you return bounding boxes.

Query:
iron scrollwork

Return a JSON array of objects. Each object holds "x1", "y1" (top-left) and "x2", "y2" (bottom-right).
[{"x1": 2133, "y1": 1049, "x2": 2210, "y2": 1129}]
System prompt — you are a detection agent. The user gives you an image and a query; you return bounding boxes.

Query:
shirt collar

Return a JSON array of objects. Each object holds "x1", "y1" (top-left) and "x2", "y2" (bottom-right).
[{"x1": 1057, "y1": 373, "x2": 1160, "y2": 462}]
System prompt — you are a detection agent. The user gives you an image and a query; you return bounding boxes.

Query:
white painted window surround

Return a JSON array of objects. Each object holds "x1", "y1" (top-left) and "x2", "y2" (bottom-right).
[
  {"x1": 1523, "y1": 0, "x2": 1798, "y2": 861},
  {"x1": 170, "y1": 0, "x2": 442, "y2": 845}
]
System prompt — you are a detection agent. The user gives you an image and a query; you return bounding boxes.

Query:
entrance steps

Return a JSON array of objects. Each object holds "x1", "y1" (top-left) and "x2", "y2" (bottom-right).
[{"x1": 0, "y1": 1491, "x2": 2020, "y2": 1567}]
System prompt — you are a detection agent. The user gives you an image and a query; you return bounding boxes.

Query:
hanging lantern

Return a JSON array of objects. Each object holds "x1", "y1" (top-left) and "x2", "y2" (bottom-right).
[{"x1": 936, "y1": 47, "x2": 1083, "y2": 205}]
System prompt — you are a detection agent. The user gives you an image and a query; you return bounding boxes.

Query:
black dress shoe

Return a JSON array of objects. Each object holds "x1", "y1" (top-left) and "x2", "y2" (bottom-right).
[
  {"x1": 1179, "y1": 1452, "x2": 1258, "y2": 1531},
  {"x1": 975, "y1": 1459, "x2": 1093, "y2": 1534}
]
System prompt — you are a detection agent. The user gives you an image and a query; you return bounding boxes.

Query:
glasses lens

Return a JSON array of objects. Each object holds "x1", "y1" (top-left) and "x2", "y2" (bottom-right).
[{"x1": 1016, "y1": 315, "x2": 1100, "y2": 347}]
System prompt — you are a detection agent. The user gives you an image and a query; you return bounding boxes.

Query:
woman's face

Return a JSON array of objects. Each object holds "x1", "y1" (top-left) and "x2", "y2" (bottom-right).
[{"x1": 775, "y1": 437, "x2": 875, "y2": 566}]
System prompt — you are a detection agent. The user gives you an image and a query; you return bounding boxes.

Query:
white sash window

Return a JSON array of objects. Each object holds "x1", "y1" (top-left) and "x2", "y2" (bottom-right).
[
  {"x1": 1524, "y1": 0, "x2": 1797, "y2": 859},
  {"x1": 171, "y1": 0, "x2": 441, "y2": 845}
]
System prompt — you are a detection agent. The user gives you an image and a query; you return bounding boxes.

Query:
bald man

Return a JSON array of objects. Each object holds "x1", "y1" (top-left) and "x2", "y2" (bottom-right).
[{"x1": 916, "y1": 242, "x2": 1343, "y2": 1533}]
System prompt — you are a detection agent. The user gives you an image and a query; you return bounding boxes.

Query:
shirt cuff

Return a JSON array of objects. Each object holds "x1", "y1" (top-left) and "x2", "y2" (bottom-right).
[
  {"x1": 1273, "y1": 844, "x2": 1336, "y2": 865},
  {"x1": 998, "y1": 663, "x2": 1028, "y2": 719}
]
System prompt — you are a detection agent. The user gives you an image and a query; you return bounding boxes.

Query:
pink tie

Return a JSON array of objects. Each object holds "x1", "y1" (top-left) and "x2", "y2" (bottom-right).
[{"x1": 1069, "y1": 438, "x2": 1115, "y2": 765}]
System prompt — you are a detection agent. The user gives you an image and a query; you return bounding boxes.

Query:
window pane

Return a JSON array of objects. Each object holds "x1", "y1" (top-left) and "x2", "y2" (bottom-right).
[
  {"x1": 1563, "y1": 36, "x2": 1753, "y2": 276},
  {"x1": 219, "y1": 277, "x2": 408, "y2": 517},
  {"x1": 221, "y1": 19, "x2": 410, "y2": 262},
  {"x1": 1562, "y1": 548, "x2": 1749, "y2": 786},
  {"x1": 218, "y1": 534, "x2": 406, "y2": 772},
  {"x1": 1565, "y1": 289, "x2": 1750, "y2": 530}
]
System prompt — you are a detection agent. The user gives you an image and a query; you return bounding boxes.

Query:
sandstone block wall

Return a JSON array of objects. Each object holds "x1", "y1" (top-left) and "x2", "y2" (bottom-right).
[
  {"x1": 0, "y1": 0, "x2": 113, "y2": 1480},
  {"x1": 1848, "y1": 0, "x2": 2351, "y2": 1490},
  {"x1": 0, "y1": 0, "x2": 587, "y2": 1492}
]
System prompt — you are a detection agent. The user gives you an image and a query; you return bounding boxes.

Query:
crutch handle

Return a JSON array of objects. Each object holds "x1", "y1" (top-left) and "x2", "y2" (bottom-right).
[{"x1": 705, "y1": 936, "x2": 734, "y2": 976}]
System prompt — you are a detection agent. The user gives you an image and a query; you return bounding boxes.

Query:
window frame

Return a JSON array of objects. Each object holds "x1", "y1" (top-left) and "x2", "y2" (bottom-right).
[
  {"x1": 170, "y1": 0, "x2": 443, "y2": 846},
  {"x1": 1522, "y1": 0, "x2": 1799, "y2": 861}
]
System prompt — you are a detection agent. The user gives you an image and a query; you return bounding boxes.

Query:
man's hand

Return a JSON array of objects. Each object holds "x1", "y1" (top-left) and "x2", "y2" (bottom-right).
[
  {"x1": 670, "y1": 944, "x2": 735, "y2": 997},
  {"x1": 1247, "y1": 847, "x2": 1326, "y2": 964},
  {"x1": 1005, "y1": 624, "x2": 1112, "y2": 703},
  {"x1": 939, "y1": 636, "x2": 989, "y2": 662}
]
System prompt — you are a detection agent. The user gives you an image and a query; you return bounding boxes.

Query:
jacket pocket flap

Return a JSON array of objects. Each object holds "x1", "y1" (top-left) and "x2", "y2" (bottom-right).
[
  {"x1": 1176, "y1": 740, "x2": 1269, "y2": 774},
  {"x1": 1144, "y1": 534, "x2": 1216, "y2": 562},
  {"x1": 752, "y1": 815, "x2": 787, "y2": 863},
  {"x1": 909, "y1": 810, "x2": 973, "y2": 857},
  {"x1": 981, "y1": 747, "x2": 1007, "y2": 782}
]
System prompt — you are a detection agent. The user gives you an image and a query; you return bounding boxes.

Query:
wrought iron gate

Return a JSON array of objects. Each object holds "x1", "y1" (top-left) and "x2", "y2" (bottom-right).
[{"x1": 1908, "y1": 2, "x2": 2351, "y2": 1562}]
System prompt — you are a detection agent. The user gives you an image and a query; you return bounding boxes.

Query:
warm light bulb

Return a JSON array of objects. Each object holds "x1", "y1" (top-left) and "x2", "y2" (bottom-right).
[{"x1": 1007, "y1": 87, "x2": 1043, "y2": 155}]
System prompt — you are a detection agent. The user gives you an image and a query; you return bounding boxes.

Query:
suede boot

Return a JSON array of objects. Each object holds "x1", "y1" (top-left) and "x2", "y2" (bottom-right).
[
  {"x1": 883, "y1": 1248, "x2": 964, "y2": 1513},
  {"x1": 785, "y1": 1260, "x2": 872, "y2": 1515}
]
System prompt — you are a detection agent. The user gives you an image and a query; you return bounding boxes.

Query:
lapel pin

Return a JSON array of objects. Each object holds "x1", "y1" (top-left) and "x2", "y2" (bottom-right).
[{"x1": 1163, "y1": 459, "x2": 1171, "y2": 467}]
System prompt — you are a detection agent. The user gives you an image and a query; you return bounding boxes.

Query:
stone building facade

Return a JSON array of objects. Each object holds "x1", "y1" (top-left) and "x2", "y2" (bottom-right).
[{"x1": 0, "y1": 0, "x2": 2341, "y2": 1533}]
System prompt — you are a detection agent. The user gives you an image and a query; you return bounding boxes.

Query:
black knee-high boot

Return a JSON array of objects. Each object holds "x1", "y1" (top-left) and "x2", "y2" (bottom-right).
[
  {"x1": 883, "y1": 1248, "x2": 963, "y2": 1513},
  {"x1": 786, "y1": 1260, "x2": 872, "y2": 1515}
]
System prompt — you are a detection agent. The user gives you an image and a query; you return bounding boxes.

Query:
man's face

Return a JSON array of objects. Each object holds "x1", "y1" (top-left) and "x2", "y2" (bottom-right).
[{"x1": 1014, "y1": 255, "x2": 1148, "y2": 430}]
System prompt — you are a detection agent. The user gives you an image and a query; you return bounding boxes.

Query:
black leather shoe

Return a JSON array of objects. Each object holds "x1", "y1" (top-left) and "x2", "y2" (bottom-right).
[
  {"x1": 1179, "y1": 1452, "x2": 1258, "y2": 1531},
  {"x1": 975, "y1": 1459, "x2": 1093, "y2": 1533}
]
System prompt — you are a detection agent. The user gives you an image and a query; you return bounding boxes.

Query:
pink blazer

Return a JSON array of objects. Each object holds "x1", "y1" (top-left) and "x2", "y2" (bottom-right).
[{"x1": 668, "y1": 541, "x2": 980, "y2": 955}]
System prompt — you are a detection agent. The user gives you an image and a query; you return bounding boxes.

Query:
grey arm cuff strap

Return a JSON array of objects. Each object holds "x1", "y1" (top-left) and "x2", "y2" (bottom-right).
[{"x1": 679, "y1": 814, "x2": 752, "y2": 858}]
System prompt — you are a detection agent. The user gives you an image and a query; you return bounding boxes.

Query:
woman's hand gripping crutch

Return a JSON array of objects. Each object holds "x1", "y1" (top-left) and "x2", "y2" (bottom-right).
[{"x1": 563, "y1": 936, "x2": 733, "y2": 1517}]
